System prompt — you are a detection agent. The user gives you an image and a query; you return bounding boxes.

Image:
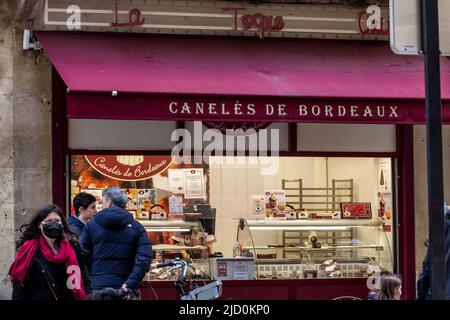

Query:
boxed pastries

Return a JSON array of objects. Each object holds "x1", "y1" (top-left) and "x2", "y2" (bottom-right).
[
  {"x1": 285, "y1": 206, "x2": 297, "y2": 219},
  {"x1": 264, "y1": 190, "x2": 286, "y2": 219},
  {"x1": 341, "y1": 203, "x2": 372, "y2": 219}
]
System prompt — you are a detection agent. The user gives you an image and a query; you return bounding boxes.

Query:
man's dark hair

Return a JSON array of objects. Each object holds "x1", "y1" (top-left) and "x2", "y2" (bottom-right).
[{"x1": 73, "y1": 192, "x2": 97, "y2": 216}]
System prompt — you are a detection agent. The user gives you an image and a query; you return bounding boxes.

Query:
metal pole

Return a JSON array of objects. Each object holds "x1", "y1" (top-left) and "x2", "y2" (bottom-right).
[{"x1": 421, "y1": 0, "x2": 447, "y2": 300}]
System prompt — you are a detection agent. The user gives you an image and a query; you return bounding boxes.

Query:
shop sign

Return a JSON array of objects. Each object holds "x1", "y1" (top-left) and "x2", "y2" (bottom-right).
[
  {"x1": 377, "y1": 159, "x2": 392, "y2": 232},
  {"x1": 357, "y1": 5, "x2": 389, "y2": 36},
  {"x1": 111, "y1": 4, "x2": 285, "y2": 38},
  {"x1": 65, "y1": 1, "x2": 284, "y2": 38},
  {"x1": 69, "y1": 95, "x2": 427, "y2": 124},
  {"x1": 111, "y1": 1, "x2": 145, "y2": 28},
  {"x1": 167, "y1": 101, "x2": 401, "y2": 120},
  {"x1": 85, "y1": 155, "x2": 173, "y2": 181},
  {"x1": 223, "y1": 7, "x2": 285, "y2": 39},
  {"x1": 39, "y1": 0, "x2": 387, "y2": 40},
  {"x1": 217, "y1": 261, "x2": 228, "y2": 277}
]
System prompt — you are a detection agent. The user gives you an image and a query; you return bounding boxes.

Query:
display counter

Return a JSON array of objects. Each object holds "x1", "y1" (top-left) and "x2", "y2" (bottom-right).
[{"x1": 235, "y1": 218, "x2": 391, "y2": 280}]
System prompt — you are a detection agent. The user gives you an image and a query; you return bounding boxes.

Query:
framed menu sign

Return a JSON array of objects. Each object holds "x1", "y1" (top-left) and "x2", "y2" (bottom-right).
[
  {"x1": 184, "y1": 169, "x2": 205, "y2": 199},
  {"x1": 341, "y1": 203, "x2": 372, "y2": 219},
  {"x1": 168, "y1": 168, "x2": 206, "y2": 200}
]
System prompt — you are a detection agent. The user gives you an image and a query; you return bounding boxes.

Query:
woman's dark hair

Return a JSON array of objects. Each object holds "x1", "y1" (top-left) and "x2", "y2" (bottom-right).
[
  {"x1": 16, "y1": 203, "x2": 79, "y2": 251},
  {"x1": 377, "y1": 275, "x2": 402, "y2": 300}
]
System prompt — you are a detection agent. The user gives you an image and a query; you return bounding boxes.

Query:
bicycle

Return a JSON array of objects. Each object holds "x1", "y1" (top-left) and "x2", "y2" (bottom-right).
[{"x1": 156, "y1": 258, "x2": 222, "y2": 300}]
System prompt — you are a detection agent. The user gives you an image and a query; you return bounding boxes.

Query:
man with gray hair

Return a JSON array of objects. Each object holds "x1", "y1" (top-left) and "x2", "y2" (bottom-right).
[{"x1": 81, "y1": 187, "x2": 152, "y2": 298}]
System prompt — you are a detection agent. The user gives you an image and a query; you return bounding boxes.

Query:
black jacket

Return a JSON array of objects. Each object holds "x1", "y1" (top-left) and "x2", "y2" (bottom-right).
[
  {"x1": 68, "y1": 215, "x2": 86, "y2": 236},
  {"x1": 81, "y1": 206, "x2": 152, "y2": 290},
  {"x1": 417, "y1": 214, "x2": 450, "y2": 300},
  {"x1": 446, "y1": 214, "x2": 450, "y2": 300},
  {"x1": 12, "y1": 240, "x2": 91, "y2": 300},
  {"x1": 416, "y1": 239, "x2": 431, "y2": 300}
]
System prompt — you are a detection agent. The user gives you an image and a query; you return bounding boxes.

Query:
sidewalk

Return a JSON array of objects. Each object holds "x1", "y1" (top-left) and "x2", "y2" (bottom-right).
[{"x1": 0, "y1": 274, "x2": 12, "y2": 300}]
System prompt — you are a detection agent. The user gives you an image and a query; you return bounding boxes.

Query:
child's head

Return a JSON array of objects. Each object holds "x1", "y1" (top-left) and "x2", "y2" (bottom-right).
[{"x1": 378, "y1": 274, "x2": 402, "y2": 300}]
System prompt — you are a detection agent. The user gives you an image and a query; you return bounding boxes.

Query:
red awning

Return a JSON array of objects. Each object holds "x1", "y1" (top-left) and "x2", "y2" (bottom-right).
[{"x1": 35, "y1": 31, "x2": 450, "y2": 124}]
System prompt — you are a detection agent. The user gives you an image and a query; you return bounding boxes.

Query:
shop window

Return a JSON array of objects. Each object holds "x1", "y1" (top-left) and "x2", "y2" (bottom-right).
[
  {"x1": 184, "y1": 121, "x2": 289, "y2": 152},
  {"x1": 69, "y1": 155, "x2": 395, "y2": 281},
  {"x1": 69, "y1": 120, "x2": 177, "y2": 150},
  {"x1": 297, "y1": 123, "x2": 396, "y2": 152}
]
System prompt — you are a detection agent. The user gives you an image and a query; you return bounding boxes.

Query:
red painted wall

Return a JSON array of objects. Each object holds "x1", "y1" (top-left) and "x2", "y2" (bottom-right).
[{"x1": 142, "y1": 279, "x2": 370, "y2": 300}]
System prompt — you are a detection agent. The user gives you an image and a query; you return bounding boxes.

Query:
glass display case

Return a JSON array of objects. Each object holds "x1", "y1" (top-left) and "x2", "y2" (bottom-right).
[
  {"x1": 141, "y1": 220, "x2": 213, "y2": 281},
  {"x1": 236, "y1": 218, "x2": 393, "y2": 280}
]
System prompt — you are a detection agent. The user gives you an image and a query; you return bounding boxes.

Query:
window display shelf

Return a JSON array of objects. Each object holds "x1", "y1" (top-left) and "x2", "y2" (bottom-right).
[
  {"x1": 153, "y1": 244, "x2": 207, "y2": 251},
  {"x1": 242, "y1": 218, "x2": 382, "y2": 229},
  {"x1": 139, "y1": 219, "x2": 202, "y2": 232},
  {"x1": 243, "y1": 219, "x2": 382, "y2": 227},
  {"x1": 244, "y1": 245, "x2": 384, "y2": 251}
]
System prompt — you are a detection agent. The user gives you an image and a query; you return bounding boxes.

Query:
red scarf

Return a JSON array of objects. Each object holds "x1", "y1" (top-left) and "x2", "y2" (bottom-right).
[{"x1": 8, "y1": 235, "x2": 86, "y2": 300}]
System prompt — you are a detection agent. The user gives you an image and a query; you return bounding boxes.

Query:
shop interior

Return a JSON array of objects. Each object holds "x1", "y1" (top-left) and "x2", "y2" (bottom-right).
[{"x1": 70, "y1": 153, "x2": 395, "y2": 281}]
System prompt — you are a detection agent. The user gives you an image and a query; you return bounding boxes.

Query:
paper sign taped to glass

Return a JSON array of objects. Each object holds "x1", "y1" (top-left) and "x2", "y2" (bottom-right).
[
  {"x1": 250, "y1": 195, "x2": 265, "y2": 218},
  {"x1": 169, "y1": 195, "x2": 184, "y2": 217}
]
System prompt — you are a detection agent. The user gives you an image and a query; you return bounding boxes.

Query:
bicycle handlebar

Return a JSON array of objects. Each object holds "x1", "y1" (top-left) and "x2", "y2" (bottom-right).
[
  {"x1": 156, "y1": 261, "x2": 176, "y2": 268},
  {"x1": 155, "y1": 258, "x2": 189, "y2": 279},
  {"x1": 154, "y1": 258, "x2": 222, "y2": 300}
]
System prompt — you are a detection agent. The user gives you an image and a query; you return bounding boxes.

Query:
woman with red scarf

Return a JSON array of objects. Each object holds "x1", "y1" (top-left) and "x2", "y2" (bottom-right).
[{"x1": 7, "y1": 204, "x2": 90, "y2": 300}]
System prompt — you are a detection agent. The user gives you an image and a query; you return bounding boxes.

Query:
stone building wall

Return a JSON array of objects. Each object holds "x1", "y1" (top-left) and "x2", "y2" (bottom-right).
[
  {"x1": 0, "y1": 0, "x2": 15, "y2": 284},
  {"x1": 0, "y1": 0, "x2": 52, "y2": 299}
]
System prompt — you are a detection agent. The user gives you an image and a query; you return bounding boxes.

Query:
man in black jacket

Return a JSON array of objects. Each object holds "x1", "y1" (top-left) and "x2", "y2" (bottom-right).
[
  {"x1": 417, "y1": 204, "x2": 450, "y2": 300},
  {"x1": 81, "y1": 187, "x2": 152, "y2": 297},
  {"x1": 416, "y1": 238, "x2": 431, "y2": 300}
]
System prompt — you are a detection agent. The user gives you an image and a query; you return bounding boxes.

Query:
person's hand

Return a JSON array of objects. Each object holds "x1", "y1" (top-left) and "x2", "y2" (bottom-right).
[{"x1": 121, "y1": 284, "x2": 132, "y2": 299}]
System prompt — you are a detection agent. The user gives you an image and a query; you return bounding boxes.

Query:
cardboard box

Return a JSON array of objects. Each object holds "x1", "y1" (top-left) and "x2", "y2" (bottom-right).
[
  {"x1": 341, "y1": 203, "x2": 372, "y2": 219},
  {"x1": 151, "y1": 210, "x2": 167, "y2": 220}
]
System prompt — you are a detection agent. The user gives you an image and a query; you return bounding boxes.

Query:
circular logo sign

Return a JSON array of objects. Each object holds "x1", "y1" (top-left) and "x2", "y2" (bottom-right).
[
  {"x1": 202, "y1": 122, "x2": 271, "y2": 134},
  {"x1": 85, "y1": 155, "x2": 173, "y2": 181}
]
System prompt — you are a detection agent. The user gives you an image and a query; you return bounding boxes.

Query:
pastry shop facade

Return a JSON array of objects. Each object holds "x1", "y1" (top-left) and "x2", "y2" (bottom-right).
[{"x1": 32, "y1": 0, "x2": 450, "y2": 300}]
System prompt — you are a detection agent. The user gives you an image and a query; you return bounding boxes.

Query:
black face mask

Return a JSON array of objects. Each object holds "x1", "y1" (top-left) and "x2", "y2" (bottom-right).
[{"x1": 41, "y1": 222, "x2": 64, "y2": 239}]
